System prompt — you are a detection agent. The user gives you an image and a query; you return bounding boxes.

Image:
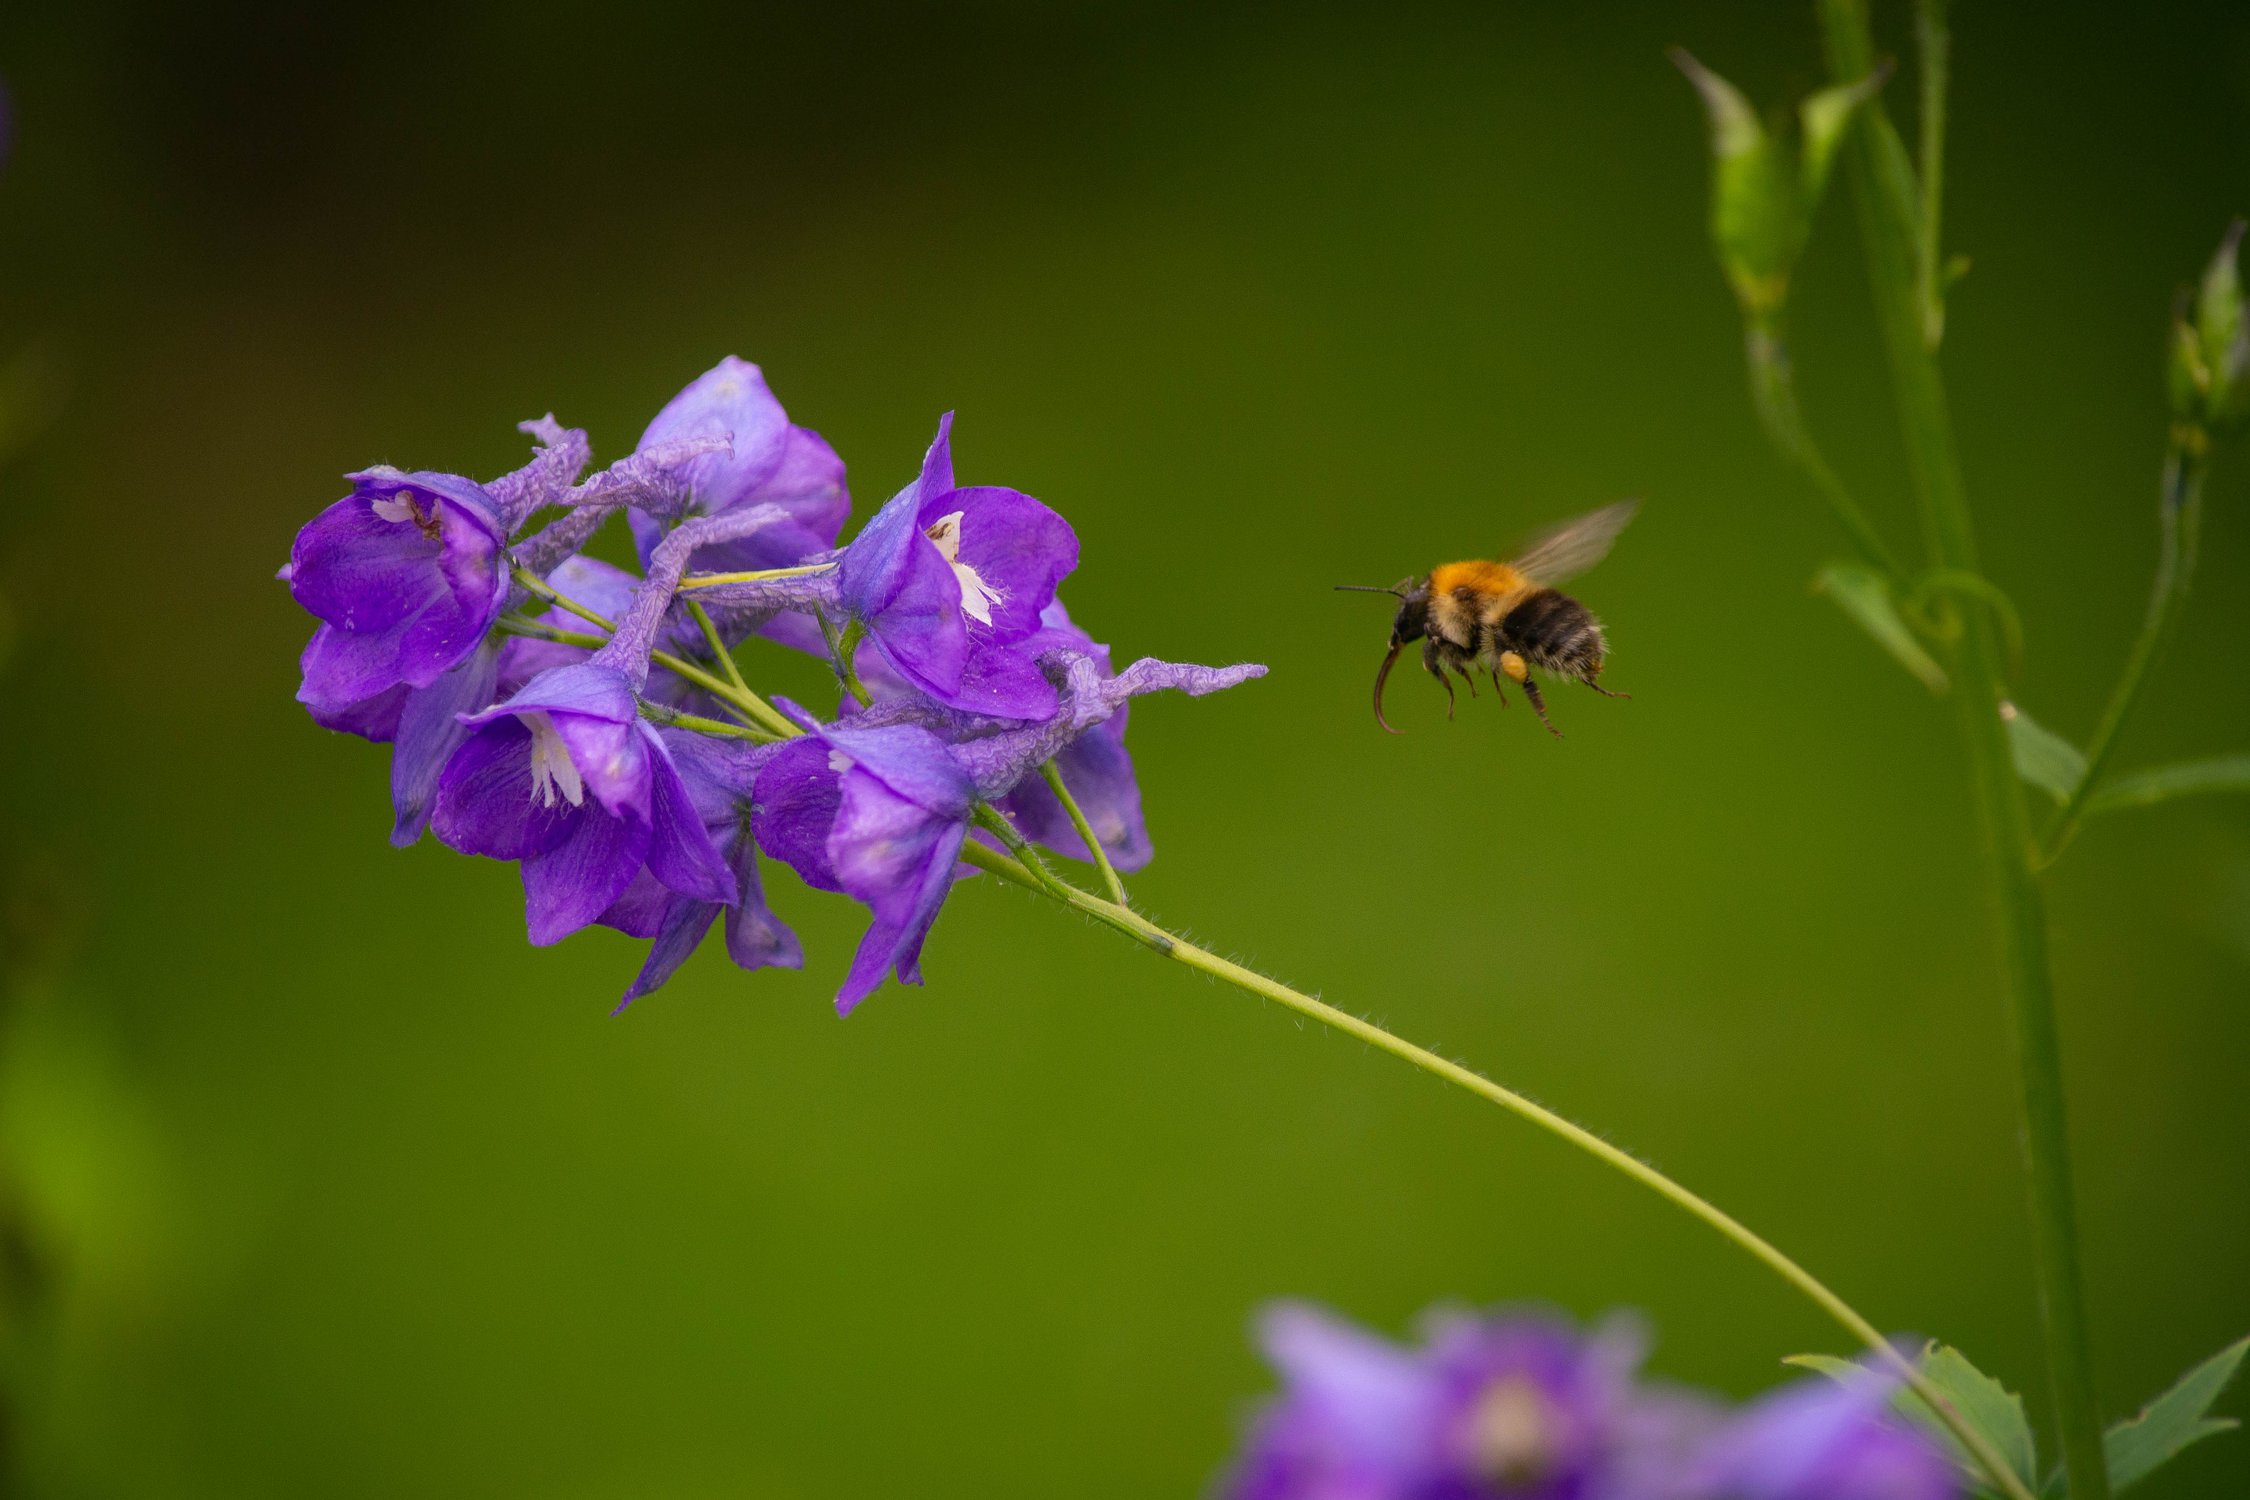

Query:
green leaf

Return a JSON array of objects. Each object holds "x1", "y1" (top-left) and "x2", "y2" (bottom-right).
[
  {"x1": 2002, "y1": 703, "x2": 2086, "y2": 803},
  {"x1": 1799, "y1": 61, "x2": 1891, "y2": 207},
  {"x1": 2087, "y1": 755, "x2": 2250, "y2": 816},
  {"x1": 2103, "y1": 1335, "x2": 2248, "y2": 1493},
  {"x1": 1814, "y1": 562, "x2": 1947, "y2": 692},
  {"x1": 1784, "y1": 1344, "x2": 2038, "y2": 1498},
  {"x1": 1672, "y1": 49, "x2": 1803, "y2": 314}
]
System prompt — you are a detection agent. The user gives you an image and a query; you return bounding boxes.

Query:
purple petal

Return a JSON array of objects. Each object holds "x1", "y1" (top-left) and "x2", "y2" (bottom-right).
[
  {"x1": 614, "y1": 892, "x2": 722, "y2": 1010},
  {"x1": 431, "y1": 719, "x2": 578, "y2": 861},
  {"x1": 1692, "y1": 1366, "x2": 1957, "y2": 1500},
  {"x1": 835, "y1": 815, "x2": 967, "y2": 1014},
  {"x1": 302, "y1": 679, "x2": 408, "y2": 742},
  {"x1": 750, "y1": 739, "x2": 845, "y2": 892},
  {"x1": 820, "y1": 723, "x2": 976, "y2": 820},
  {"x1": 923, "y1": 485, "x2": 1078, "y2": 643},
  {"x1": 917, "y1": 413, "x2": 956, "y2": 498},
  {"x1": 643, "y1": 725, "x2": 738, "y2": 904},
  {"x1": 722, "y1": 827, "x2": 802, "y2": 971},
  {"x1": 633, "y1": 357, "x2": 849, "y2": 561},
  {"x1": 521, "y1": 806, "x2": 653, "y2": 947},
  {"x1": 597, "y1": 867, "x2": 675, "y2": 939},
  {"x1": 390, "y1": 638, "x2": 503, "y2": 847},
  {"x1": 464, "y1": 662, "x2": 637, "y2": 729},
  {"x1": 289, "y1": 471, "x2": 507, "y2": 689},
  {"x1": 996, "y1": 721, "x2": 1150, "y2": 871}
]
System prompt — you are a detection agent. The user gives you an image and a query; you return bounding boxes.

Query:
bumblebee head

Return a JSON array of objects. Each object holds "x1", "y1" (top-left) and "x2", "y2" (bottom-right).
[
  {"x1": 1334, "y1": 576, "x2": 1429, "y2": 733},
  {"x1": 1386, "y1": 577, "x2": 1430, "y2": 646}
]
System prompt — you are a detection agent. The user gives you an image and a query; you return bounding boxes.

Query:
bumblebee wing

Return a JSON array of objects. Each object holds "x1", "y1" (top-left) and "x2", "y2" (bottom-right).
[{"x1": 1509, "y1": 499, "x2": 1639, "y2": 585}]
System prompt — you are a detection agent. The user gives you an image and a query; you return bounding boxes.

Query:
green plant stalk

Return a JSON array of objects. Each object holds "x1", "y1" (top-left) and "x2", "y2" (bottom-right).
[
  {"x1": 512, "y1": 561, "x2": 2038, "y2": 1500},
  {"x1": 2043, "y1": 443, "x2": 2207, "y2": 861},
  {"x1": 1039, "y1": 759, "x2": 1129, "y2": 903},
  {"x1": 1819, "y1": 5, "x2": 2108, "y2": 1496},
  {"x1": 951, "y1": 835, "x2": 2035, "y2": 1500},
  {"x1": 1914, "y1": 0, "x2": 1950, "y2": 347},
  {"x1": 1746, "y1": 317, "x2": 1906, "y2": 576}
]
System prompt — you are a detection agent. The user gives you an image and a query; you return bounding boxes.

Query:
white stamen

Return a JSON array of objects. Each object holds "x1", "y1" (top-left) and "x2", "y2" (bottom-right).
[
  {"x1": 371, "y1": 491, "x2": 419, "y2": 524},
  {"x1": 826, "y1": 749, "x2": 854, "y2": 775},
  {"x1": 923, "y1": 510, "x2": 1004, "y2": 627},
  {"x1": 525, "y1": 712, "x2": 586, "y2": 809}
]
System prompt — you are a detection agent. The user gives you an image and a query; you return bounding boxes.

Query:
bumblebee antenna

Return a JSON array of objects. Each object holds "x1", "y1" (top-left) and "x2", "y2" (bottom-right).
[
  {"x1": 1371, "y1": 641, "x2": 1405, "y2": 734},
  {"x1": 1334, "y1": 584, "x2": 1404, "y2": 594}
]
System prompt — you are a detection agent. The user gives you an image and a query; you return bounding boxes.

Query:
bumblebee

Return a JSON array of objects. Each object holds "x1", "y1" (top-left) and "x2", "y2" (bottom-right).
[{"x1": 1339, "y1": 499, "x2": 1637, "y2": 737}]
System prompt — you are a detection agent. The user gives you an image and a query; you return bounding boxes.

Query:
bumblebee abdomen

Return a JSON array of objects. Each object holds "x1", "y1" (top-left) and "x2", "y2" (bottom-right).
[{"x1": 1495, "y1": 587, "x2": 1607, "y2": 677}]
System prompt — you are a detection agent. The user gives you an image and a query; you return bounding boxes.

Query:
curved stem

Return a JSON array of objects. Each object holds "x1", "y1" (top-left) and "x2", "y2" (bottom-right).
[
  {"x1": 1821, "y1": 5, "x2": 2107, "y2": 1496},
  {"x1": 2043, "y1": 442, "x2": 2207, "y2": 862},
  {"x1": 953, "y1": 838, "x2": 2036, "y2": 1500},
  {"x1": 1039, "y1": 760, "x2": 1129, "y2": 903}
]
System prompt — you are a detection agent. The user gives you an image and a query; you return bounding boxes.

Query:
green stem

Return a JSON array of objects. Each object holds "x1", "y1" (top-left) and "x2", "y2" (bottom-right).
[
  {"x1": 1039, "y1": 759, "x2": 1129, "y2": 903},
  {"x1": 2043, "y1": 441, "x2": 2207, "y2": 862},
  {"x1": 639, "y1": 702, "x2": 780, "y2": 743},
  {"x1": 950, "y1": 839, "x2": 2037, "y2": 1500},
  {"x1": 1820, "y1": 5, "x2": 2108, "y2": 1497},
  {"x1": 677, "y1": 562, "x2": 834, "y2": 589},
  {"x1": 495, "y1": 617, "x2": 609, "y2": 651},
  {"x1": 1746, "y1": 318, "x2": 1906, "y2": 576},
  {"x1": 820, "y1": 614, "x2": 872, "y2": 707},
  {"x1": 680, "y1": 598, "x2": 800, "y2": 740},
  {"x1": 1915, "y1": 0, "x2": 1950, "y2": 348},
  {"x1": 511, "y1": 564, "x2": 615, "y2": 632}
]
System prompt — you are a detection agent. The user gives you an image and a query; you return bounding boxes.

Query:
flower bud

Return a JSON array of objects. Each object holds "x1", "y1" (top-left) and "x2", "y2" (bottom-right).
[
  {"x1": 1673, "y1": 49, "x2": 1887, "y2": 320},
  {"x1": 2170, "y1": 218, "x2": 2249, "y2": 435}
]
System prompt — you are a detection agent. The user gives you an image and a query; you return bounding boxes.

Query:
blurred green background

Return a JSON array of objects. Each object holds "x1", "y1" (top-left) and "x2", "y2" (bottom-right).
[{"x1": 0, "y1": 0, "x2": 2245, "y2": 1494}]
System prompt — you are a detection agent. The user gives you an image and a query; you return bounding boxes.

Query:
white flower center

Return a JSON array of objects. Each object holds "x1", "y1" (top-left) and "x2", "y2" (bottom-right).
[
  {"x1": 826, "y1": 749, "x2": 854, "y2": 774},
  {"x1": 923, "y1": 510, "x2": 1004, "y2": 627},
  {"x1": 525, "y1": 712, "x2": 586, "y2": 809}
]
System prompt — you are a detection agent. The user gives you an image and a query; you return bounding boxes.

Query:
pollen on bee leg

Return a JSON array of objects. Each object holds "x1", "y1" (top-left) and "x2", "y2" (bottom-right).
[{"x1": 1499, "y1": 650, "x2": 1530, "y2": 684}]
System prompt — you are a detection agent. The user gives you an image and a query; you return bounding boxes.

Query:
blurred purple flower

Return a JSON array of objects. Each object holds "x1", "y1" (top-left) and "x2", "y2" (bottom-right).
[
  {"x1": 835, "y1": 414, "x2": 1078, "y2": 719},
  {"x1": 1226, "y1": 1303, "x2": 1718, "y2": 1500},
  {"x1": 290, "y1": 468, "x2": 510, "y2": 712},
  {"x1": 1688, "y1": 1367, "x2": 1956, "y2": 1500},
  {"x1": 752, "y1": 722, "x2": 974, "y2": 1014},
  {"x1": 626, "y1": 356, "x2": 848, "y2": 574}
]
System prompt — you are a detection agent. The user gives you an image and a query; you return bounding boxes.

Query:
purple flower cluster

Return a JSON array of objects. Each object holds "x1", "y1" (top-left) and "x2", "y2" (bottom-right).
[
  {"x1": 285, "y1": 359, "x2": 1264, "y2": 1010},
  {"x1": 1227, "y1": 1303, "x2": 1958, "y2": 1500}
]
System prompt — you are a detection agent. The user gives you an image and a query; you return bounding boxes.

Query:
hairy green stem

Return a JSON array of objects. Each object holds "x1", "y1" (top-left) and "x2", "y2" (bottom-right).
[
  {"x1": 951, "y1": 837, "x2": 2036, "y2": 1500},
  {"x1": 2043, "y1": 442, "x2": 2207, "y2": 862},
  {"x1": 1746, "y1": 319, "x2": 1905, "y2": 576},
  {"x1": 1038, "y1": 760, "x2": 1129, "y2": 903},
  {"x1": 1820, "y1": 5, "x2": 2108, "y2": 1496}
]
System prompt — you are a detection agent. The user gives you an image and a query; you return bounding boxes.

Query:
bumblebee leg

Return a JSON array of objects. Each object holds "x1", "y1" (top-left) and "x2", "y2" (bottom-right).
[
  {"x1": 1520, "y1": 676, "x2": 1563, "y2": 738},
  {"x1": 1453, "y1": 666, "x2": 1479, "y2": 700},
  {"x1": 1421, "y1": 641, "x2": 1456, "y2": 721},
  {"x1": 1489, "y1": 668, "x2": 1509, "y2": 707},
  {"x1": 1582, "y1": 673, "x2": 1631, "y2": 700}
]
